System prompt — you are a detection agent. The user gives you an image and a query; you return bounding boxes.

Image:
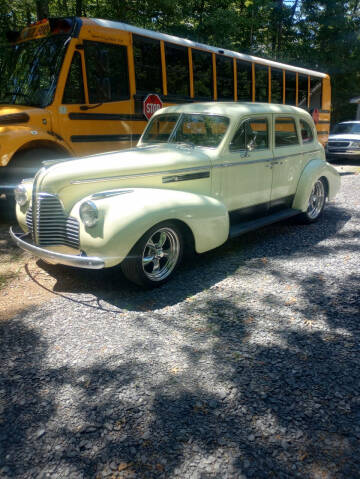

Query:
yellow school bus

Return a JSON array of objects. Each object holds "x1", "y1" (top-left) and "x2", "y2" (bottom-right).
[{"x1": 0, "y1": 17, "x2": 331, "y2": 195}]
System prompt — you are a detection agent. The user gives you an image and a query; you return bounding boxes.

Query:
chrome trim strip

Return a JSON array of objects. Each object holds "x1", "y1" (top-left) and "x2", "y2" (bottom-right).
[
  {"x1": 213, "y1": 158, "x2": 273, "y2": 168},
  {"x1": 70, "y1": 165, "x2": 212, "y2": 184},
  {"x1": 91, "y1": 189, "x2": 134, "y2": 200},
  {"x1": 10, "y1": 228, "x2": 105, "y2": 270},
  {"x1": 162, "y1": 171, "x2": 210, "y2": 183}
]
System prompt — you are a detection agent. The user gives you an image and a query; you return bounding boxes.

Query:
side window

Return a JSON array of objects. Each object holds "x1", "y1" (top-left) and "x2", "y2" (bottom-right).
[
  {"x1": 300, "y1": 119, "x2": 314, "y2": 143},
  {"x1": 84, "y1": 41, "x2": 129, "y2": 103},
  {"x1": 255, "y1": 64, "x2": 268, "y2": 102},
  {"x1": 237, "y1": 60, "x2": 252, "y2": 101},
  {"x1": 298, "y1": 74, "x2": 308, "y2": 109},
  {"x1": 230, "y1": 118, "x2": 269, "y2": 151},
  {"x1": 165, "y1": 43, "x2": 189, "y2": 97},
  {"x1": 192, "y1": 49, "x2": 213, "y2": 99},
  {"x1": 285, "y1": 71, "x2": 296, "y2": 105},
  {"x1": 62, "y1": 51, "x2": 85, "y2": 104},
  {"x1": 275, "y1": 116, "x2": 299, "y2": 147},
  {"x1": 133, "y1": 35, "x2": 162, "y2": 94},
  {"x1": 216, "y1": 55, "x2": 233, "y2": 100},
  {"x1": 271, "y1": 68, "x2": 283, "y2": 104},
  {"x1": 310, "y1": 77, "x2": 322, "y2": 110}
]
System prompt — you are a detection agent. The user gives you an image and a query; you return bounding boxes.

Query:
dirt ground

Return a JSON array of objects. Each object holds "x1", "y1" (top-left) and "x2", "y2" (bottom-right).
[{"x1": 1, "y1": 162, "x2": 359, "y2": 321}]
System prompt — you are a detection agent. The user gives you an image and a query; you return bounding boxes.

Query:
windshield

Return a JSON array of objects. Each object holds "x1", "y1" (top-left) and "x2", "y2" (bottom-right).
[
  {"x1": 332, "y1": 123, "x2": 360, "y2": 135},
  {"x1": 141, "y1": 113, "x2": 230, "y2": 148},
  {"x1": 0, "y1": 35, "x2": 69, "y2": 107}
]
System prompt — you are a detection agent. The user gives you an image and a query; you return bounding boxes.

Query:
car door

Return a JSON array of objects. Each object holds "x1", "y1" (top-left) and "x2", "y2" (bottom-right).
[
  {"x1": 270, "y1": 115, "x2": 304, "y2": 210},
  {"x1": 218, "y1": 115, "x2": 273, "y2": 219},
  {"x1": 57, "y1": 37, "x2": 139, "y2": 157}
]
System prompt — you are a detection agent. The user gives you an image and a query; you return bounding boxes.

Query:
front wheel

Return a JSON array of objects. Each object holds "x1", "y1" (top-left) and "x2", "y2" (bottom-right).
[
  {"x1": 121, "y1": 221, "x2": 184, "y2": 287},
  {"x1": 298, "y1": 178, "x2": 326, "y2": 224}
]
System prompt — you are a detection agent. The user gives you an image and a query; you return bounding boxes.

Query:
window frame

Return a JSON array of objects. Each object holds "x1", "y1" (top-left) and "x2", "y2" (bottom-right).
[
  {"x1": 299, "y1": 118, "x2": 315, "y2": 144},
  {"x1": 62, "y1": 50, "x2": 85, "y2": 105},
  {"x1": 229, "y1": 116, "x2": 270, "y2": 153},
  {"x1": 274, "y1": 115, "x2": 300, "y2": 148},
  {"x1": 83, "y1": 39, "x2": 130, "y2": 104}
]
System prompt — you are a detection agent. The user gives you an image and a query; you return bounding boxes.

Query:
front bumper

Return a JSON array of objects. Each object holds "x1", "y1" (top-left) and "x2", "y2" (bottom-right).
[{"x1": 9, "y1": 227, "x2": 105, "y2": 269}]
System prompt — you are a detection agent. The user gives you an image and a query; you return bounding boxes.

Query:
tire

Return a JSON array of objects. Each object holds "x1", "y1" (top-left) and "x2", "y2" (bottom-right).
[
  {"x1": 298, "y1": 178, "x2": 326, "y2": 224},
  {"x1": 121, "y1": 221, "x2": 184, "y2": 287}
]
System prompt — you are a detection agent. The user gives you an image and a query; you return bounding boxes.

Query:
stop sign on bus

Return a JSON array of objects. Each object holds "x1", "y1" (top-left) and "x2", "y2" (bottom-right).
[{"x1": 143, "y1": 94, "x2": 163, "y2": 120}]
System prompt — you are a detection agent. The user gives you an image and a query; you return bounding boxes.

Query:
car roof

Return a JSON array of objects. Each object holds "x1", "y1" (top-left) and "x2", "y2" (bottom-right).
[
  {"x1": 155, "y1": 102, "x2": 313, "y2": 121},
  {"x1": 336, "y1": 121, "x2": 360, "y2": 124}
]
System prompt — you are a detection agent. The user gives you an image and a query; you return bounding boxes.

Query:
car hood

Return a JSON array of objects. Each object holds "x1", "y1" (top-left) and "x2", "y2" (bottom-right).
[
  {"x1": 328, "y1": 133, "x2": 360, "y2": 141},
  {"x1": 34, "y1": 143, "x2": 213, "y2": 211}
]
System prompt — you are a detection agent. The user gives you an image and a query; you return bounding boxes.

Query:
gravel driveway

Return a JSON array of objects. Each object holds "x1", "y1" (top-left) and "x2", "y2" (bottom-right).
[{"x1": 1, "y1": 172, "x2": 359, "y2": 479}]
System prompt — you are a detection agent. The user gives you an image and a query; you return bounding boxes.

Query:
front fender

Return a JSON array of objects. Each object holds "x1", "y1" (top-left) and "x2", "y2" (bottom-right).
[
  {"x1": 71, "y1": 188, "x2": 229, "y2": 267},
  {"x1": 292, "y1": 159, "x2": 340, "y2": 212}
]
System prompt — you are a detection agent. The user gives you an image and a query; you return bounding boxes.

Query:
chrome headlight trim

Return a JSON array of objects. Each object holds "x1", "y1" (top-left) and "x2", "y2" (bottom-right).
[
  {"x1": 14, "y1": 184, "x2": 28, "y2": 206},
  {"x1": 79, "y1": 200, "x2": 99, "y2": 228}
]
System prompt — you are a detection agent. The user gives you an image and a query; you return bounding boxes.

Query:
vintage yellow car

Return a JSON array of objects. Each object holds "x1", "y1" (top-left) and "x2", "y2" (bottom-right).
[{"x1": 10, "y1": 102, "x2": 340, "y2": 287}]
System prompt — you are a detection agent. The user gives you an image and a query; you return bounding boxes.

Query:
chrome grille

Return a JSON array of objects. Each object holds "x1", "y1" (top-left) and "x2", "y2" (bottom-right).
[
  {"x1": 328, "y1": 141, "x2": 350, "y2": 148},
  {"x1": 26, "y1": 193, "x2": 79, "y2": 249}
]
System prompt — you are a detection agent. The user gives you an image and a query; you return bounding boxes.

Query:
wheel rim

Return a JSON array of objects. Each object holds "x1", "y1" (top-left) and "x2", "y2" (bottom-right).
[
  {"x1": 307, "y1": 180, "x2": 325, "y2": 219},
  {"x1": 142, "y1": 227, "x2": 180, "y2": 282}
]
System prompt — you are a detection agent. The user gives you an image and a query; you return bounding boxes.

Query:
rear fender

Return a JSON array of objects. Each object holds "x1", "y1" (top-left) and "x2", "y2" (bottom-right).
[
  {"x1": 71, "y1": 188, "x2": 229, "y2": 267},
  {"x1": 293, "y1": 159, "x2": 341, "y2": 211}
]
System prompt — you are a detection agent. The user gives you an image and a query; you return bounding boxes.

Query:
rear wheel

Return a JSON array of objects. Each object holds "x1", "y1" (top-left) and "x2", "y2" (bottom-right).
[
  {"x1": 298, "y1": 178, "x2": 326, "y2": 224},
  {"x1": 121, "y1": 221, "x2": 184, "y2": 287}
]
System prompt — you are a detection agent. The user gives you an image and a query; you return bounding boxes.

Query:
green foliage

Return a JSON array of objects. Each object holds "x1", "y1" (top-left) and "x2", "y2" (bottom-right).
[{"x1": 1, "y1": 0, "x2": 360, "y2": 122}]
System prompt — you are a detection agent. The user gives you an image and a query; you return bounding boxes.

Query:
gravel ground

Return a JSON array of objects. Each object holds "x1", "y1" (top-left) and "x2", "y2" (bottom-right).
[{"x1": 1, "y1": 172, "x2": 359, "y2": 479}]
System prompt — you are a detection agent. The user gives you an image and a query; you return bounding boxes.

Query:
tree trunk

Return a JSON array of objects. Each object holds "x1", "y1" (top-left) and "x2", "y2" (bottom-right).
[{"x1": 35, "y1": 0, "x2": 50, "y2": 20}]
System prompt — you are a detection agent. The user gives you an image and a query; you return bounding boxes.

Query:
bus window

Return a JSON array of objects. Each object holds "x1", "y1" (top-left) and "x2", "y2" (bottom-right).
[
  {"x1": 255, "y1": 64, "x2": 268, "y2": 102},
  {"x1": 237, "y1": 60, "x2": 252, "y2": 101},
  {"x1": 285, "y1": 71, "x2": 296, "y2": 105},
  {"x1": 62, "y1": 51, "x2": 85, "y2": 104},
  {"x1": 84, "y1": 41, "x2": 129, "y2": 103},
  {"x1": 310, "y1": 77, "x2": 322, "y2": 110},
  {"x1": 165, "y1": 43, "x2": 189, "y2": 97},
  {"x1": 133, "y1": 35, "x2": 162, "y2": 94},
  {"x1": 271, "y1": 67, "x2": 283, "y2": 104},
  {"x1": 216, "y1": 55, "x2": 233, "y2": 100},
  {"x1": 298, "y1": 74, "x2": 308, "y2": 109},
  {"x1": 192, "y1": 49, "x2": 213, "y2": 99}
]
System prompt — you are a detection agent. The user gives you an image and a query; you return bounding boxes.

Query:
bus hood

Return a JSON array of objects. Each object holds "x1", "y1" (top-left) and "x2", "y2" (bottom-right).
[{"x1": 34, "y1": 143, "x2": 213, "y2": 211}]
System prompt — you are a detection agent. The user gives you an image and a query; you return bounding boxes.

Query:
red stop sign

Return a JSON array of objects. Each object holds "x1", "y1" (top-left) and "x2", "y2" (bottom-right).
[{"x1": 143, "y1": 94, "x2": 163, "y2": 120}]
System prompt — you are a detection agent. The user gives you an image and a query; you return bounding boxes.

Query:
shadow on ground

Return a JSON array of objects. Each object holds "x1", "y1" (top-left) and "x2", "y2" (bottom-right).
[{"x1": 0, "y1": 265, "x2": 359, "y2": 478}]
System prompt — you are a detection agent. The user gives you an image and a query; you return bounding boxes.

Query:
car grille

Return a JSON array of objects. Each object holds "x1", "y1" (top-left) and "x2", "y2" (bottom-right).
[
  {"x1": 328, "y1": 141, "x2": 350, "y2": 148},
  {"x1": 26, "y1": 193, "x2": 80, "y2": 249}
]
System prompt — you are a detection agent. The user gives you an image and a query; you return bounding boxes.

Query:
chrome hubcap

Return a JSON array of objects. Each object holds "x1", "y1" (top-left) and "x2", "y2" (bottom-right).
[
  {"x1": 142, "y1": 227, "x2": 180, "y2": 281},
  {"x1": 307, "y1": 180, "x2": 325, "y2": 219}
]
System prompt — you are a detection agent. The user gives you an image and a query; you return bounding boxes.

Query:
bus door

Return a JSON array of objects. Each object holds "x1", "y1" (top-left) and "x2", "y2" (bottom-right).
[{"x1": 56, "y1": 36, "x2": 140, "y2": 157}]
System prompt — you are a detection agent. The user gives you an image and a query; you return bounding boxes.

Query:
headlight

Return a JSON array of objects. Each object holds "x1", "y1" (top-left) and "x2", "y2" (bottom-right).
[
  {"x1": 79, "y1": 201, "x2": 98, "y2": 227},
  {"x1": 14, "y1": 184, "x2": 28, "y2": 206},
  {"x1": 351, "y1": 140, "x2": 360, "y2": 147}
]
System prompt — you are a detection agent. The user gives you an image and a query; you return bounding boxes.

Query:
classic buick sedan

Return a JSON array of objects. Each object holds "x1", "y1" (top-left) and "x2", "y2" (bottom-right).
[{"x1": 10, "y1": 103, "x2": 340, "y2": 287}]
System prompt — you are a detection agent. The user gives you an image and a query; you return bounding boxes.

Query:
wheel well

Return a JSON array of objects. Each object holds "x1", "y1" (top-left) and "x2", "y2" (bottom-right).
[
  {"x1": 14, "y1": 140, "x2": 70, "y2": 161},
  {"x1": 320, "y1": 176, "x2": 329, "y2": 197},
  {"x1": 170, "y1": 219, "x2": 196, "y2": 255}
]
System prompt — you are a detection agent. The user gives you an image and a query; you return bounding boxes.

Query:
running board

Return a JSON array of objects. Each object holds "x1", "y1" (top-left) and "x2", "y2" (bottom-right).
[{"x1": 229, "y1": 208, "x2": 301, "y2": 239}]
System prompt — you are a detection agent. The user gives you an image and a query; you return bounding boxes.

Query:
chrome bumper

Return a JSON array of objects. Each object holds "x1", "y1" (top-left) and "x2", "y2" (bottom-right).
[{"x1": 9, "y1": 227, "x2": 105, "y2": 270}]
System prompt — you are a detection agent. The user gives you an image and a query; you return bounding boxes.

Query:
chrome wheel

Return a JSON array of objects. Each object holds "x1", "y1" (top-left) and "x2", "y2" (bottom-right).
[
  {"x1": 307, "y1": 179, "x2": 325, "y2": 219},
  {"x1": 142, "y1": 226, "x2": 181, "y2": 282}
]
